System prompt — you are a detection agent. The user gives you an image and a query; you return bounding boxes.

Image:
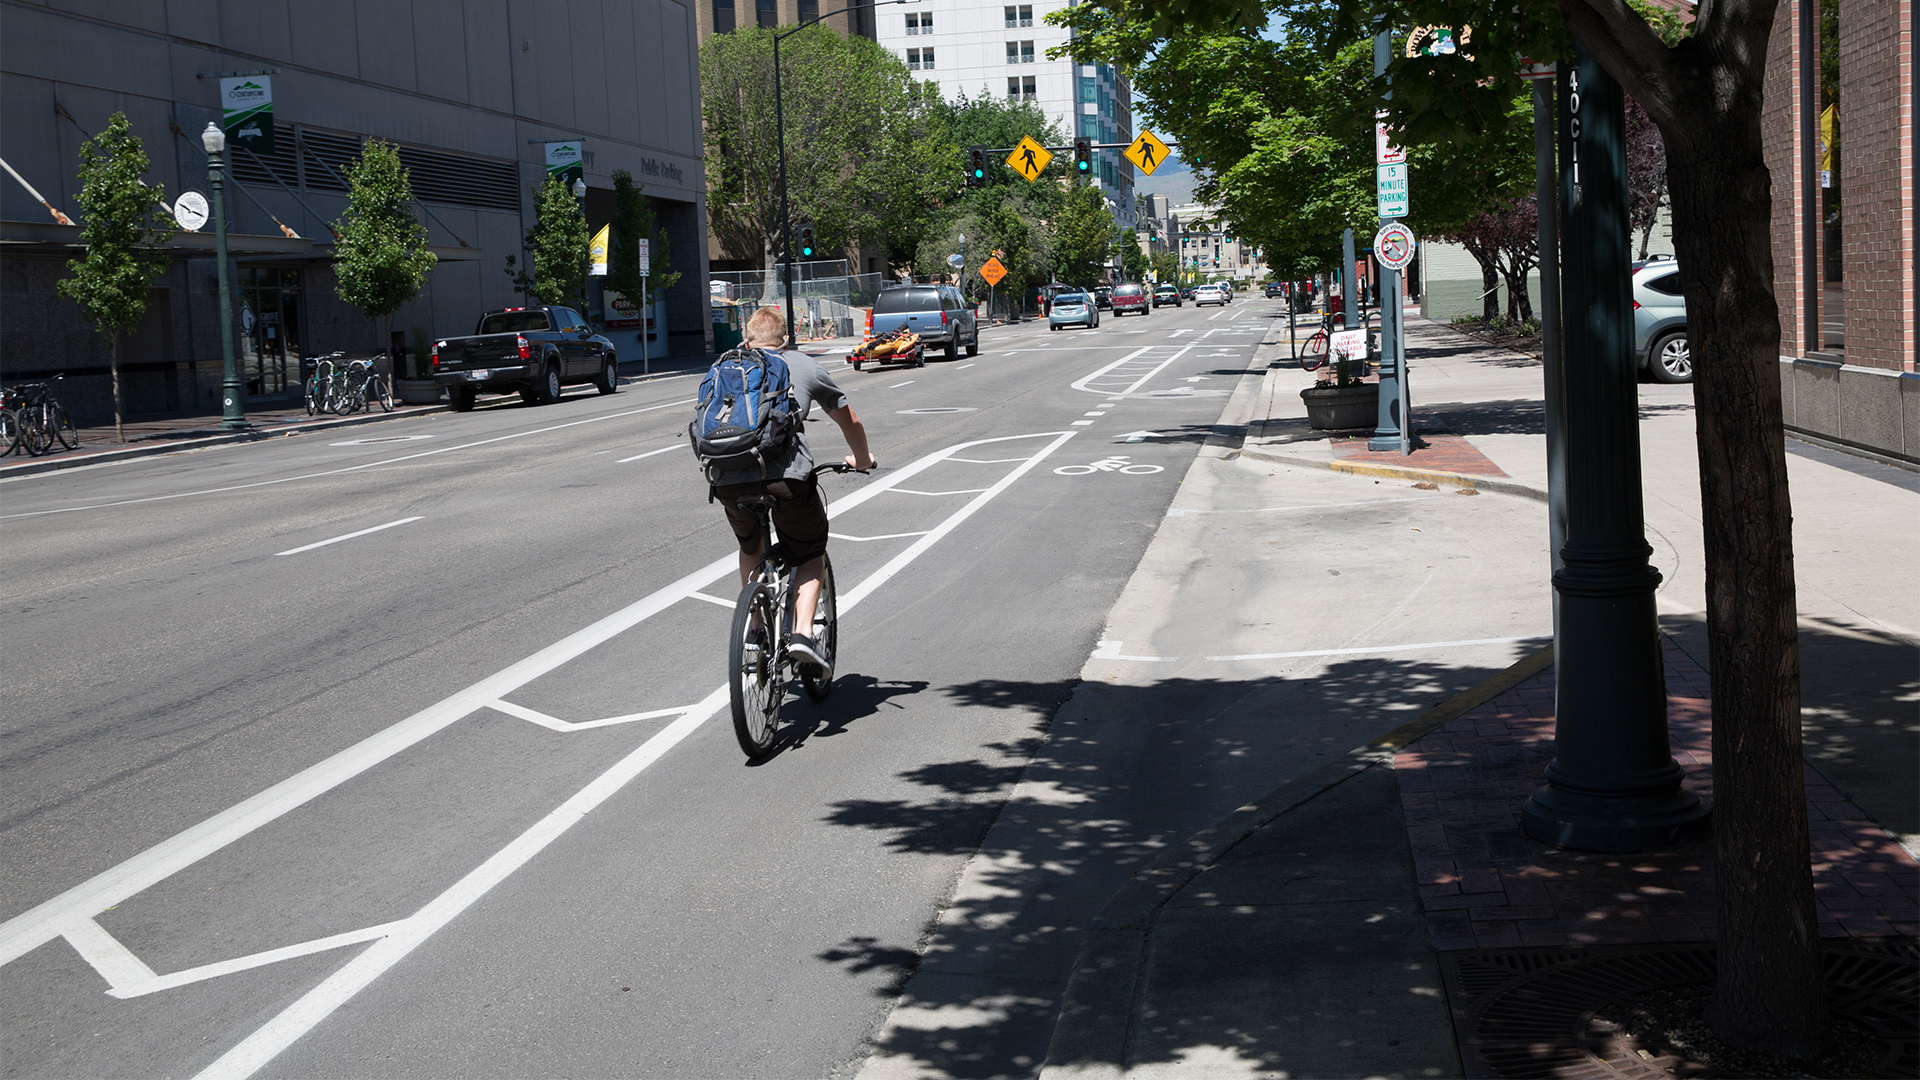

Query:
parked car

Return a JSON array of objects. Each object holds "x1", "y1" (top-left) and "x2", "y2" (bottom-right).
[
  {"x1": 1093, "y1": 286, "x2": 1113, "y2": 309},
  {"x1": 1631, "y1": 257, "x2": 1691, "y2": 383},
  {"x1": 1109, "y1": 283, "x2": 1150, "y2": 316},
  {"x1": 868, "y1": 283, "x2": 979, "y2": 360},
  {"x1": 1048, "y1": 292, "x2": 1100, "y2": 330},
  {"x1": 432, "y1": 305, "x2": 617, "y2": 411},
  {"x1": 1192, "y1": 284, "x2": 1228, "y2": 307},
  {"x1": 1152, "y1": 284, "x2": 1182, "y2": 308},
  {"x1": 1265, "y1": 282, "x2": 1286, "y2": 299}
]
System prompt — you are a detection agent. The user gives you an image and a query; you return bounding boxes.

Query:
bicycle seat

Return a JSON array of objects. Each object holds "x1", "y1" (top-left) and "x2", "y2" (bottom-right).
[{"x1": 734, "y1": 494, "x2": 780, "y2": 511}]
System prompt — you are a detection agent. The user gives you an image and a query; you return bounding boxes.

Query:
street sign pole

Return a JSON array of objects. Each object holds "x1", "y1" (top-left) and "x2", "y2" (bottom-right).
[{"x1": 1369, "y1": 29, "x2": 1409, "y2": 455}]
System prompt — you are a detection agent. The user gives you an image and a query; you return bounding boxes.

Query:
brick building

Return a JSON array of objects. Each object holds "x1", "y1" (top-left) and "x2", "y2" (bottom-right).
[{"x1": 1765, "y1": 0, "x2": 1917, "y2": 465}]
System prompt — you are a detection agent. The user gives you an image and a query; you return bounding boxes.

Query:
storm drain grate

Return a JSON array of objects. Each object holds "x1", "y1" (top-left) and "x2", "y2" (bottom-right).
[{"x1": 1440, "y1": 939, "x2": 1918, "y2": 1078}]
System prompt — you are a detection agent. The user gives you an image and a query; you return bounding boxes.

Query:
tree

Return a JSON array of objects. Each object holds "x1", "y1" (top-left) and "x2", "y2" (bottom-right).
[
  {"x1": 332, "y1": 140, "x2": 437, "y2": 374},
  {"x1": 1090, "y1": 0, "x2": 1825, "y2": 1057},
  {"x1": 1049, "y1": 184, "x2": 1114, "y2": 285},
  {"x1": 606, "y1": 169, "x2": 682, "y2": 331},
  {"x1": 1117, "y1": 225, "x2": 1150, "y2": 281},
  {"x1": 56, "y1": 113, "x2": 176, "y2": 442},
  {"x1": 701, "y1": 26, "x2": 953, "y2": 269},
  {"x1": 507, "y1": 175, "x2": 589, "y2": 307}
]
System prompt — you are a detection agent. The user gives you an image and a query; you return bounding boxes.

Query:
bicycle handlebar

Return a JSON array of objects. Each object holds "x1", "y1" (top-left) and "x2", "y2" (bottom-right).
[{"x1": 810, "y1": 462, "x2": 873, "y2": 478}]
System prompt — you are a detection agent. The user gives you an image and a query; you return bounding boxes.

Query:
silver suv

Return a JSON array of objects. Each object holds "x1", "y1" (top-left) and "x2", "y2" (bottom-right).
[
  {"x1": 1632, "y1": 258, "x2": 1690, "y2": 383},
  {"x1": 868, "y1": 284, "x2": 979, "y2": 361}
]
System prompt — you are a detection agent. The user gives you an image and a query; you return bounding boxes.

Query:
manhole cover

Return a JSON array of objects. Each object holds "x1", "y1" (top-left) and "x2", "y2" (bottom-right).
[
  {"x1": 896, "y1": 407, "x2": 977, "y2": 415},
  {"x1": 1443, "y1": 940, "x2": 1918, "y2": 1078},
  {"x1": 329, "y1": 435, "x2": 435, "y2": 446}
]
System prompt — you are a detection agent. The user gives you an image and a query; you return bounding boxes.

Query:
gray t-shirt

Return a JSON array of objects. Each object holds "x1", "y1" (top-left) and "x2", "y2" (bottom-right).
[{"x1": 710, "y1": 350, "x2": 849, "y2": 486}]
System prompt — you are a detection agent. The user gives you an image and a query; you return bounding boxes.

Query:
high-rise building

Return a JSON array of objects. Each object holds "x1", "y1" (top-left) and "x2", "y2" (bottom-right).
[{"x1": 876, "y1": 1, "x2": 1137, "y2": 222}]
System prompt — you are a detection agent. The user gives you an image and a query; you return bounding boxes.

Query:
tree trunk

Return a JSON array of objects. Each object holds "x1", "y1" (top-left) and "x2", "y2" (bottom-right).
[
  {"x1": 1663, "y1": 91, "x2": 1827, "y2": 1061},
  {"x1": 109, "y1": 330, "x2": 125, "y2": 443},
  {"x1": 1462, "y1": 238, "x2": 1501, "y2": 321}
]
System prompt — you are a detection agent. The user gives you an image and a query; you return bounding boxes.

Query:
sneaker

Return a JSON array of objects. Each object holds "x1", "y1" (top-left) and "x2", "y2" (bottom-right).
[{"x1": 787, "y1": 633, "x2": 828, "y2": 668}]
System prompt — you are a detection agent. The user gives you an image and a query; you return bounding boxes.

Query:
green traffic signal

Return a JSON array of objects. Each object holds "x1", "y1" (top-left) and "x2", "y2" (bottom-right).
[{"x1": 1073, "y1": 138, "x2": 1092, "y2": 174}]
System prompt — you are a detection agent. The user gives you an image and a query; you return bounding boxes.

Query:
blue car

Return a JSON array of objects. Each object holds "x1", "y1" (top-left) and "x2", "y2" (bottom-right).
[{"x1": 1048, "y1": 293, "x2": 1099, "y2": 330}]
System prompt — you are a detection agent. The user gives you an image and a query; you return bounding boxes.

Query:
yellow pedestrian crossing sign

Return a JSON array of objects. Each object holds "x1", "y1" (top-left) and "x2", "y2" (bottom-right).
[
  {"x1": 1123, "y1": 131, "x2": 1170, "y2": 176},
  {"x1": 1007, "y1": 136, "x2": 1053, "y2": 182}
]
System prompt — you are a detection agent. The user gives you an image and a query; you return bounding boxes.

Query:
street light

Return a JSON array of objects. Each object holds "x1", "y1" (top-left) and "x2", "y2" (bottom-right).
[
  {"x1": 201, "y1": 123, "x2": 248, "y2": 431},
  {"x1": 773, "y1": 0, "x2": 922, "y2": 347},
  {"x1": 572, "y1": 176, "x2": 589, "y2": 312}
]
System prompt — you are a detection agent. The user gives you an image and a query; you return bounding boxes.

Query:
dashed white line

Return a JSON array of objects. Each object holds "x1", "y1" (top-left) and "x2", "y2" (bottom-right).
[
  {"x1": 615, "y1": 445, "x2": 680, "y2": 463},
  {"x1": 889, "y1": 381, "x2": 916, "y2": 388},
  {"x1": 273, "y1": 517, "x2": 423, "y2": 556}
]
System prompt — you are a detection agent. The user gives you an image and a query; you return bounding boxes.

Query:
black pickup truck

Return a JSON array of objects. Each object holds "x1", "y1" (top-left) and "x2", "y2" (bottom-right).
[{"x1": 431, "y1": 305, "x2": 618, "y2": 411}]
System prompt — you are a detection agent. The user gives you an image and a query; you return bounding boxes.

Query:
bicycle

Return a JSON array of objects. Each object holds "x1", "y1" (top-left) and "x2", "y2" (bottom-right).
[
  {"x1": 305, "y1": 353, "x2": 344, "y2": 416},
  {"x1": 1298, "y1": 310, "x2": 1378, "y2": 373},
  {"x1": 6, "y1": 375, "x2": 77, "y2": 455},
  {"x1": 726, "y1": 462, "x2": 865, "y2": 758}
]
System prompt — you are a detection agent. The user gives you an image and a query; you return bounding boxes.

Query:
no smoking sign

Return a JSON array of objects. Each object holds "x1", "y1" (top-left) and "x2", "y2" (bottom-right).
[{"x1": 1373, "y1": 222, "x2": 1417, "y2": 271}]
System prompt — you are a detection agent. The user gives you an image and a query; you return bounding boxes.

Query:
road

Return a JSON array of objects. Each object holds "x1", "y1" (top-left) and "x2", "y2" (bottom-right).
[{"x1": 0, "y1": 299, "x2": 1273, "y2": 1078}]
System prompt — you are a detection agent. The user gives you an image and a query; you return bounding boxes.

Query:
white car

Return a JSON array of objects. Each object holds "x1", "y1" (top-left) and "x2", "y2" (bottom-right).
[{"x1": 1193, "y1": 284, "x2": 1228, "y2": 307}]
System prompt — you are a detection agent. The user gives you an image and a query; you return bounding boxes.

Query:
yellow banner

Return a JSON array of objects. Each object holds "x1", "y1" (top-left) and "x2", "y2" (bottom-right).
[{"x1": 589, "y1": 224, "x2": 610, "y2": 276}]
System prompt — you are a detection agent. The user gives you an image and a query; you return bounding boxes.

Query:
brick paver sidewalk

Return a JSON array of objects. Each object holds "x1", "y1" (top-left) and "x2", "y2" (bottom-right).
[
  {"x1": 1328, "y1": 410, "x2": 1511, "y2": 478},
  {"x1": 1397, "y1": 638, "x2": 1920, "y2": 951}
]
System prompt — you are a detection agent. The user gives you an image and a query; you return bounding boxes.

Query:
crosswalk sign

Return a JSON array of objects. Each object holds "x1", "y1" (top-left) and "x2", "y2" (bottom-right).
[
  {"x1": 1123, "y1": 131, "x2": 1170, "y2": 176},
  {"x1": 1007, "y1": 137, "x2": 1053, "y2": 182}
]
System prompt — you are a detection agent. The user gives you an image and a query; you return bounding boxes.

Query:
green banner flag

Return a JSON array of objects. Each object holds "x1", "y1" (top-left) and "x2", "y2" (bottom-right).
[{"x1": 220, "y1": 75, "x2": 273, "y2": 155}]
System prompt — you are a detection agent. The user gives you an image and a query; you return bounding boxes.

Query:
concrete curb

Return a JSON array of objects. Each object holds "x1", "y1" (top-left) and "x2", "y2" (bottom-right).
[
  {"x1": 1240, "y1": 444, "x2": 1551, "y2": 502},
  {"x1": 1037, "y1": 645, "x2": 1557, "y2": 1075},
  {"x1": 0, "y1": 362, "x2": 702, "y2": 482}
]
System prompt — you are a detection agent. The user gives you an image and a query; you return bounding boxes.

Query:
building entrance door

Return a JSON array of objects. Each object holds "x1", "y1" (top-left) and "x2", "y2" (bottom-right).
[{"x1": 239, "y1": 267, "x2": 303, "y2": 397}]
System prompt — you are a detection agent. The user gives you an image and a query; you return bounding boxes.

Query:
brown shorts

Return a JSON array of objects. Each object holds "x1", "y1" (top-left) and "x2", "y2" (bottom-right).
[{"x1": 717, "y1": 475, "x2": 830, "y2": 565}]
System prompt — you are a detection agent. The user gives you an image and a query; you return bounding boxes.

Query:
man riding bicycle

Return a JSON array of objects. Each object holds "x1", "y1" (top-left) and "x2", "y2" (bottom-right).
[{"x1": 712, "y1": 307, "x2": 876, "y2": 667}]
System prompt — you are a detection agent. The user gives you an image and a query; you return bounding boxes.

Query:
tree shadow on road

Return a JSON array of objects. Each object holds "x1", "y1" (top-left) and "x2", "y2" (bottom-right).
[{"x1": 812, "y1": 649, "x2": 1534, "y2": 1077}]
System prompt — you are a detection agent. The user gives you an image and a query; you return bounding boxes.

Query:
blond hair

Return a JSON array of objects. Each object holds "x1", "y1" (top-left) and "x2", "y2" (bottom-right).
[{"x1": 744, "y1": 306, "x2": 786, "y2": 346}]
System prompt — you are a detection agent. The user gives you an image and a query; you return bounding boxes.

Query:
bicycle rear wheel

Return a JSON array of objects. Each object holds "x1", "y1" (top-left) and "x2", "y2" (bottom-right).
[
  {"x1": 375, "y1": 375, "x2": 394, "y2": 412},
  {"x1": 0, "y1": 408, "x2": 19, "y2": 456},
  {"x1": 801, "y1": 555, "x2": 837, "y2": 701},
  {"x1": 18, "y1": 410, "x2": 47, "y2": 457},
  {"x1": 1300, "y1": 330, "x2": 1329, "y2": 371},
  {"x1": 729, "y1": 580, "x2": 783, "y2": 757},
  {"x1": 48, "y1": 404, "x2": 78, "y2": 450}
]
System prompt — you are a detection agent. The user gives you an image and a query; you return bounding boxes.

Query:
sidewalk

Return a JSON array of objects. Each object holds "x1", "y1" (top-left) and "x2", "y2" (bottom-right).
[{"x1": 1037, "y1": 312, "x2": 1919, "y2": 1078}]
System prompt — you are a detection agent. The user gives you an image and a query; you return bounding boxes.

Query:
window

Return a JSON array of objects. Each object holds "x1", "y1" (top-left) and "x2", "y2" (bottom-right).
[
  {"x1": 907, "y1": 47, "x2": 933, "y2": 69},
  {"x1": 1003, "y1": 4, "x2": 1031, "y2": 27},
  {"x1": 756, "y1": 0, "x2": 775, "y2": 28},
  {"x1": 1080, "y1": 81, "x2": 1096, "y2": 103},
  {"x1": 798, "y1": 0, "x2": 816, "y2": 19},
  {"x1": 1007, "y1": 41, "x2": 1019, "y2": 63},
  {"x1": 1007, "y1": 77, "x2": 1021, "y2": 100},
  {"x1": 1021, "y1": 75, "x2": 1036, "y2": 100},
  {"x1": 1021, "y1": 40, "x2": 1035, "y2": 63},
  {"x1": 713, "y1": 0, "x2": 734, "y2": 33},
  {"x1": 905, "y1": 11, "x2": 929, "y2": 34}
]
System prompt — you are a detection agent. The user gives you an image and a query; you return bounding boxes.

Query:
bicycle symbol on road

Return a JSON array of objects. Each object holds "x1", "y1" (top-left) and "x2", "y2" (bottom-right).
[{"x1": 1054, "y1": 455, "x2": 1164, "y2": 476}]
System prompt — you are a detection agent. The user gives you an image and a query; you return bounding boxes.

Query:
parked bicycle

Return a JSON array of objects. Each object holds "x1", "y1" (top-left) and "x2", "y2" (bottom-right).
[
  {"x1": 304, "y1": 353, "x2": 392, "y2": 415},
  {"x1": 727, "y1": 461, "x2": 866, "y2": 758},
  {"x1": 3, "y1": 375, "x2": 77, "y2": 456},
  {"x1": 1297, "y1": 310, "x2": 1378, "y2": 373}
]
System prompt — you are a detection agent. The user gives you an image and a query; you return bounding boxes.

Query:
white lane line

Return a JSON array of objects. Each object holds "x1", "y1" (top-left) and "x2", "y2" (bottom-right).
[
  {"x1": 105, "y1": 921, "x2": 412, "y2": 999},
  {"x1": 1072, "y1": 420, "x2": 1095, "y2": 426},
  {"x1": 1069, "y1": 344, "x2": 1194, "y2": 396},
  {"x1": 1166, "y1": 495, "x2": 1439, "y2": 517},
  {"x1": 6, "y1": 399, "x2": 698, "y2": 521},
  {"x1": 682, "y1": 591, "x2": 736, "y2": 608},
  {"x1": 273, "y1": 517, "x2": 423, "y2": 556},
  {"x1": 888, "y1": 381, "x2": 916, "y2": 388},
  {"x1": 1083, "y1": 412, "x2": 1107, "y2": 417},
  {"x1": 60, "y1": 918, "x2": 158, "y2": 990},
  {"x1": 485, "y1": 699, "x2": 697, "y2": 733},
  {"x1": 1208, "y1": 636, "x2": 1538, "y2": 663},
  {"x1": 893, "y1": 487, "x2": 991, "y2": 496},
  {"x1": 615, "y1": 444, "x2": 680, "y2": 463},
  {"x1": 828, "y1": 530, "x2": 933, "y2": 542},
  {"x1": 189, "y1": 430, "x2": 1080, "y2": 1080},
  {"x1": 957, "y1": 363, "x2": 976, "y2": 369},
  {"x1": 0, "y1": 430, "x2": 1071, "y2": 978}
]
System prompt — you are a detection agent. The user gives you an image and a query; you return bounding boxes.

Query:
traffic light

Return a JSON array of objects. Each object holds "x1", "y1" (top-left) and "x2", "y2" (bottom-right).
[
  {"x1": 798, "y1": 223, "x2": 815, "y2": 259},
  {"x1": 1074, "y1": 138, "x2": 1092, "y2": 175},
  {"x1": 969, "y1": 146, "x2": 988, "y2": 184}
]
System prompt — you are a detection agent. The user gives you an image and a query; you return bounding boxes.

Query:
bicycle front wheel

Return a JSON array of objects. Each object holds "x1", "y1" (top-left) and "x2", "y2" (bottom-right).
[
  {"x1": 729, "y1": 581, "x2": 783, "y2": 758},
  {"x1": 18, "y1": 411, "x2": 47, "y2": 457},
  {"x1": 48, "y1": 404, "x2": 78, "y2": 450},
  {"x1": 801, "y1": 555, "x2": 837, "y2": 701},
  {"x1": 376, "y1": 376, "x2": 394, "y2": 412}
]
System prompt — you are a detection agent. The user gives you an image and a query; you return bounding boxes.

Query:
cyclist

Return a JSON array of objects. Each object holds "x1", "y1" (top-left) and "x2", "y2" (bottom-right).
[{"x1": 712, "y1": 306, "x2": 876, "y2": 667}]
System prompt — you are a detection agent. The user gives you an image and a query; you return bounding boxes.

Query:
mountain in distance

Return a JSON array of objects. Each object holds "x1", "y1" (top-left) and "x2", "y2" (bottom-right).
[{"x1": 1135, "y1": 153, "x2": 1199, "y2": 209}]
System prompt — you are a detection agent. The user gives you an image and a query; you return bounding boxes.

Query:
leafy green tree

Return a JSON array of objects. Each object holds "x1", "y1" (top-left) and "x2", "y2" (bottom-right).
[
  {"x1": 507, "y1": 175, "x2": 589, "y2": 306},
  {"x1": 1149, "y1": 250, "x2": 1181, "y2": 285},
  {"x1": 606, "y1": 169, "x2": 682, "y2": 330},
  {"x1": 1117, "y1": 225, "x2": 1150, "y2": 281},
  {"x1": 1090, "y1": 0, "x2": 1826, "y2": 1057},
  {"x1": 701, "y1": 26, "x2": 953, "y2": 269},
  {"x1": 332, "y1": 139, "x2": 437, "y2": 374},
  {"x1": 56, "y1": 112, "x2": 176, "y2": 442},
  {"x1": 1049, "y1": 183, "x2": 1113, "y2": 285}
]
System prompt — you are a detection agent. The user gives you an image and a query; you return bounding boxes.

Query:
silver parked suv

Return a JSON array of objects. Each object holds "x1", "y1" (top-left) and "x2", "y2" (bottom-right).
[{"x1": 1632, "y1": 257, "x2": 1691, "y2": 383}]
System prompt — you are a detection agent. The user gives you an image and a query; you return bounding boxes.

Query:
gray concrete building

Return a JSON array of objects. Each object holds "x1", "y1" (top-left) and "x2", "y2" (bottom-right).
[{"x1": 1, "y1": 0, "x2": 710, "y2": 424}]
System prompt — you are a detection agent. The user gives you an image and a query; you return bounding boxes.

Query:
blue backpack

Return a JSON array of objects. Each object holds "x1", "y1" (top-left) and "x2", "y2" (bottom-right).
[{"x1": 688, "y1": 346, "x2": 798, "y2": 480}]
